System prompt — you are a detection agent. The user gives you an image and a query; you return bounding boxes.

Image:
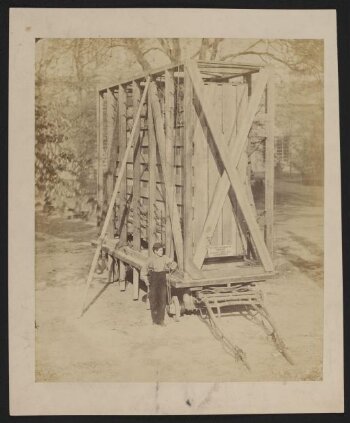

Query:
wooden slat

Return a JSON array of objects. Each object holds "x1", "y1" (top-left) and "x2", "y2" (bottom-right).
[
  {"x1": 208, "y1": 84, "x2": 221, "y2": 245},
  {"x1": 118, "y1": 85, "x2": 127, "y2": 242},
  {"x1": 244, "y1": 73, "x2": 252, "y2": 97},
  {"x1": 132, "y1": 81, "x2": 141, "y2": 251},
  {"x1": 193, "y1": 85, "x2": 209, "y2": 246},
  {"x1": 165, "y1": 70, "x2": 175, "y2": 258},
  {"x1": 97, "y1": 91, "x2": 104, "y2": 224},
  {"x1": 265, "y1": 70, "x2": 275, "y2": 254},
  {"x1": 222, "y1": 84, "x2": 236, "y2": 247},
  {"x1": 149, "y1": 81, "x2": 184, "y2": 270},
  {"x1": 106, "y1": 88, "x2": 117, "y2": 172},
  {"x1": 192, "y1": 66, "x2": 270, "y2": 268},
  {"x1": 133, "y1": 268, "x2": 139, "y2": 300},
  {"x1": 148, "y1": 93, "x2": 157, "y2": 255},
  {"x1": 237, "y1": 84, "x2": 256, "y2": 217},
  {"x1": 187, "y1": 63, "x2": 273, "y2": 272},
  {"x1": 81, "y1": 77, "x2": 150, "y2": 315},
  {"x1": 96, "y1": 90, "x2": 101, "y2": 224},
  {"x1": 106, "y1": 89, "x2": 117, "y2": 236},
  {"x1": 183, "y1": 67, "x2": 194, "y2": 271}
]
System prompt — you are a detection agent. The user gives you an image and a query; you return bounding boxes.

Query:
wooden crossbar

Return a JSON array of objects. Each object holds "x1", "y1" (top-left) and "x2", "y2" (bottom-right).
[
  {"x1": 149, "y1": 81, "x2": 184, "y2": 270},
  {"x1": 192, "y1": 66, "x2": 271, "y2": 268},
  {"x1": 81, "y1": 77, "x2": 151, "y2": 316},
  {"x1": 187, "y1": 63, "x2": 274, "y2": 272}
]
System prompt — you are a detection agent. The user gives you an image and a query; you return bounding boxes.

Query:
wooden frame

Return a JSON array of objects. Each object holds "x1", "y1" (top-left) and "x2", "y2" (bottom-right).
[{"x1": 92, "y1": 61, "x2": 276, "y2": 298}]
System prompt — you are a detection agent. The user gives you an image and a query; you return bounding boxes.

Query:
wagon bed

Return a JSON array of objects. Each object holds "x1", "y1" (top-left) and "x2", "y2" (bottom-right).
[{"x1": 93, "y1": 238, "x2": 275, "y2": 291}]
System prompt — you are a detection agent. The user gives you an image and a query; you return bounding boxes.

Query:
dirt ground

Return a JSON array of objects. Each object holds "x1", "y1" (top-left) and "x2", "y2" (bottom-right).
[{"x1": 35, "y1": 179, "x2": 323, "y2": 382}]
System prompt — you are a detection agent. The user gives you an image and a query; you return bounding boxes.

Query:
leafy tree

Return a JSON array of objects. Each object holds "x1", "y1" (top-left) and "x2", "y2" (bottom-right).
[
  {"x1": 35, "y1": 102, "x2": 82, "y2": 209},
  {"x1": 35, "y1": 38, "x2": 324, "y2": 214}
]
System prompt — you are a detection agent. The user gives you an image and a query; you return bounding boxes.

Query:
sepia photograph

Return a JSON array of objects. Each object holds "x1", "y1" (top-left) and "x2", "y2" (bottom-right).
[
  {"x1": 35, "y1": 37, "x2": 324, "y2": 382},
  {"x1": 8, "y1": 8, "x2": 342, "y2": 415}
]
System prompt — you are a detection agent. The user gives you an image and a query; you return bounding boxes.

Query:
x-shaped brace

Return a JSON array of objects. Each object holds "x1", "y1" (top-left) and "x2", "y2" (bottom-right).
[{"x1": 187, "y1": 62, "x2": 274, "y2": 272}]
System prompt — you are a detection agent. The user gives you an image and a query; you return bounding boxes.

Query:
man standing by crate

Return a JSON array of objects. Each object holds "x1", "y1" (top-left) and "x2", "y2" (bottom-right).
[{"x1": 141, "y1": 242, "x2": 177, "y2": 326}]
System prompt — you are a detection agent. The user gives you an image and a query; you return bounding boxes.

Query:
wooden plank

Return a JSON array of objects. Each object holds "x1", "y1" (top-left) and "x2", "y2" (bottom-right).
[
  {"x1": 149, "y1": 81, "x2": 184, "y2": 270},
  {"x1": 192, "y1": 66, "x2": 270, "y2": 268},
  {"x1": 187, "y1": 63, "x2": 273, "y2": 272},
  {"x1": 193, "y1": 85, "x2": 209, "y2": 247},
  {"x1": 133, "y1": 267, "x2": 140, "y2": 300},
  {"x1": 265, "y1": 70, "x2": 275, "y2": 254},
  {"x1": 208, "y1": 84, "x2": 221, "y2": 245},
  {"x1": 165, "y1": 70, "x2": 175, "y2": 258},
  {"x1": 235, "y1": 84, "x2": 249, "y2": 255},
  {"x1": 222, "y1": 84, "x2": 236, "y2": 247},
  {"x1": 132, "y1": 81, "x2": 141, "y2": 251},
  {"x1": 106, "y1": 88, "x2": 116, "y2": 172},
  {"x1": 237, "y1": 84, "x2": 256, "y2": 215},
  {"x1": 81, "y1": 77, "x2": 150, "y2": 315},
  {"x1": 98, "y1": 61, "x2": 184, "y2": 92},
  {"x1": 183, "y1": 67, "x2": 194, "y2": 271},
  {"x1": 118, "y1": 85, "x2": 127, "y2": 242},
  {"x1": 97, "y1": 91, "x2": 104, "y2": 225},
  {"x1": 106, "y1": 88, "x2": 117, "y2": 236},
  {"x1": 96, "y1": 90, "x2": 101, "y2": 224},
  {"x1": 244, "y1": 73, "x2": 252, "y2": 97},
  {"x1": 119, "y1": 260, "x2": 126, "y2": 291},
  {"x1": 148, "y1": 92, "x2": 157, "y2": 254}
]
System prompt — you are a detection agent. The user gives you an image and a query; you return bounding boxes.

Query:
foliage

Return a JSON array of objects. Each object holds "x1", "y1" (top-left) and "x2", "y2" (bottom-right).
[
  {"x1": 35, "y1": 102, "x2": 83, "y2": 208},
  {"x1": 35, "y1": 38, "x2": 325, "y2": 214}
]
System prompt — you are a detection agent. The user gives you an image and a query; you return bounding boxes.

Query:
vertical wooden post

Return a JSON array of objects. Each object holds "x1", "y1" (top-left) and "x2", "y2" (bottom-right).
[
  {"x1": 244, "y1": 73, "x2": 252, "y2": 97},
  {"x1": 133, "y1": 267, "x2": 139, "y2": 300},
  {"x1": 165, "y1": 70, "x2": 175, "y2": 259},
  {"x1": 183, "y1": 66, "x2": 193, "y2": 271},
  {"x1": 97, "y1": 91, "x2": 105, "y2": 225},
  {"x1": 119, "y1": 260, "x2": 126, "y2": 291},
  {"x1": 106, "y1": 88, "x2": 116, "y2": 236},
  {"x1": 96, "y1": 89, "x2": 101, "y2": 224},
  {"x1": 148, "y1": 89, "x2": 157, "y2": 255},
  {"x1": 243, "y1": 73, "x2": 255, "y2": 210},
  {"x1": 132, "y1": 81, "x2": 141, "y2": 251},
  {"x1": 265, "y1": 71, "x2": 275, "y2": 254},
  {"x1": 118, "y1": 85, "x2": 127, "y2": 242}
]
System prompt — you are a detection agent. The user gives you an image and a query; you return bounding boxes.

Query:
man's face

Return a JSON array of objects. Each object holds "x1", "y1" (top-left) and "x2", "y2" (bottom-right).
[{"x1": 155, "y1": 247, "x2": 164, "y2": 257}]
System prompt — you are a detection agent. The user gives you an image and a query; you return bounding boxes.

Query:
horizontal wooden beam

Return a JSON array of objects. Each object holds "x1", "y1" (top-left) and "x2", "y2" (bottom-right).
[
  {"x1": 98, "y1": 62, "x2": 184, "y2": 92},
  {"x1": 98, "y1": 61, "x2": 265, "y2": 92}
]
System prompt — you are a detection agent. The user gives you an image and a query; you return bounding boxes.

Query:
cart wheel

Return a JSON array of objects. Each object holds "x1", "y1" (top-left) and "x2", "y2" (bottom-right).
[
  {"x1": 167, "y1": 295, "x2": 181, "y2": 321},
  {"x1": 183, "y1": 292, "x2": 195, "y2": 312}
]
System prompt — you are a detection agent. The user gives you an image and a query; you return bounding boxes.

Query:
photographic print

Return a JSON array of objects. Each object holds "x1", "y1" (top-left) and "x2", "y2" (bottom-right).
[
  {"x1": 9, "y1": 8, "x2": 342, "y2": 415},
  {"x1": 35, "y1": 37, "x2": 324, "y2": 382}
]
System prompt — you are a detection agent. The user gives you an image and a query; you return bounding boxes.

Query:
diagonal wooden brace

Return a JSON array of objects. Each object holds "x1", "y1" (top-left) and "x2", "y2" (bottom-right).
[
  {"x1": 191, "y1": 64, "x2": 271, "y2": 268},
  {"x1": 187, "y1": 63, "x2": 273, "y2": 272},
  {"x1": 81, "y1": 77, "x2": 151, "y2": 316},
  {"x1": 149, "y1": 81, "x2": 184, "y2": 270}
]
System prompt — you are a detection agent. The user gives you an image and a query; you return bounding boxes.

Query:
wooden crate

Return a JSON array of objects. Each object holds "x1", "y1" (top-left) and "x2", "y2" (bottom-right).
[{"x1": 96, "y1": 61, "x2": 275, "y2": 284}]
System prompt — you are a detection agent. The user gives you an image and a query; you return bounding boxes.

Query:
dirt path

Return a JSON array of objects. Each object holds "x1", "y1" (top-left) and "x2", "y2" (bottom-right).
[{"x1": 35, "y1": 180, "x2": 323, "y2": 382}]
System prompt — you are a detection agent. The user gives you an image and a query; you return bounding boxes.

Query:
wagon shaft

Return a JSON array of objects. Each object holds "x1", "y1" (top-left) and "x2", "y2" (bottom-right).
[{"x1": 195, "y1": 285, "x2": 293, "y2": 366}]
